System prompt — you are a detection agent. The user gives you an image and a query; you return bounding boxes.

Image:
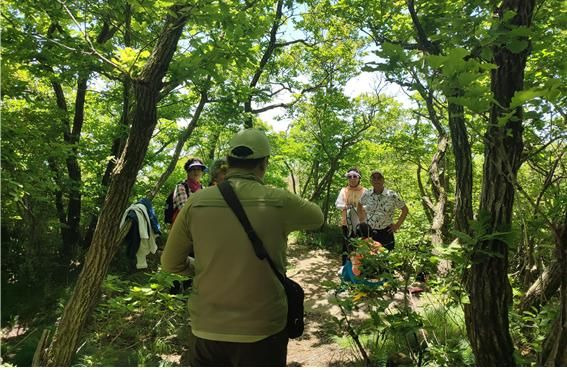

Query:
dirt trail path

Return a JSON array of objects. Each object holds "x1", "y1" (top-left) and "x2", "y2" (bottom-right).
[
  {"x1": 171, "y1": 241, "x2": 425, "y2": 366},
  {"x1": 283, "y1": 241, "x2": 427, "y2": 366},
  {"x1": 284, "y1": 243, "x2": 353, "y2": 367}
]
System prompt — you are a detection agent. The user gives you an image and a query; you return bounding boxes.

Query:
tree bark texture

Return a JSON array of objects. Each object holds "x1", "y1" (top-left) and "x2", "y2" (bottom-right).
[
  {"x1": 519, "y1": 261, "x2": 561, "y2": 313},
  {"x1": 414, "y1": 82, "x2": 449, "y2": 247},
  {"x1": 51, "y1": 78, "x2": 85, "y2": 262},
  {"x1": 428, "y1": 134, "x2": 448, "y2": 247},
  {"x1": 447, "y1": 101, "x2": 473, "y2": 233},
  {"x1": 464, "y1": 0, "x2": 535, "y2": 366},
  {"x1": 539, "y1": 212, "x2": 567, "y2": 366},
  {"x1": 416, "y1": 162, "x2": 434, "y2": 225},
  {"x1": 407, "y1": 0, "x2": 470, "y2": 240},
  {"x1": 44, "y1": 9, "x2": 188, "y2": 366}
]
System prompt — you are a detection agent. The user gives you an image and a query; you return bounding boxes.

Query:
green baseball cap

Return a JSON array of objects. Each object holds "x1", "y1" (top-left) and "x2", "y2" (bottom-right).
[{"x1": 227, "y1": 128, "x2": 271, "y2": 159}]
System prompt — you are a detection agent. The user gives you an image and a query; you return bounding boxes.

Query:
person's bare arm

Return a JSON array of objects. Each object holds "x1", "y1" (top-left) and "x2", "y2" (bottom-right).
[{"x1": 389, "y1": 205, "x2": 408, "y2": 233}]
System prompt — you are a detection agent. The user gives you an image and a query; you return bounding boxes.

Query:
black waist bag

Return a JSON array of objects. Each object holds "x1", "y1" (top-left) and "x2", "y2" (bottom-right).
[
  {"x1": 282, "y1": 277, "x2": 304, "y2": 338},
  {"x1": 218, "y1": 181, "x2": 305, "y2": 339}
]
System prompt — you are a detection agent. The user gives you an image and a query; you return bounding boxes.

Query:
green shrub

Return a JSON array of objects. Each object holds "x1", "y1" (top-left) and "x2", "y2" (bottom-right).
[
  {"x1": 295, "y1": 225, "x2": 343, "y2": 254},
  {"x1": 74, "y1": 271, "x2": 190, "y2": 366}
]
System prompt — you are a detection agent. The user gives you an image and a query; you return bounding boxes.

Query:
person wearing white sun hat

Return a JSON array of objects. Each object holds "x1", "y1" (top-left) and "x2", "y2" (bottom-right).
[{"x1": 335, "y1": 167, "x2": 366, "y2": 265}]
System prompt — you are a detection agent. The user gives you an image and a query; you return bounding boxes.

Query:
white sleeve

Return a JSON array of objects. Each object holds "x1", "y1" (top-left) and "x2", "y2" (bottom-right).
[
  {"x1": 360, "y1": 190, "x2": 369, "y2": 210},
  {"x1": 335, "y1": 188, "x2": 347, "y2": 209},
  {"x1": 393, "y1": 192, "x2": 406, "y2": 209}
]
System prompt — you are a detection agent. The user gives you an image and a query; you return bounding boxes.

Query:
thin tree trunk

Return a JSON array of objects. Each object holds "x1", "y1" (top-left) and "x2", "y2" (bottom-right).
[
  {"x1": 50, "y1": 78, "x2": 84, "y2": 262},
  {"x1": 310, "y1": 159, "x2": 339, "y2": 202},
  {"x1": 416, "y1": 161, "x2": 434, "y2": 224},
  {"x1": 206, "y1": 128, "x2": 221, "y2": 163},
  {"x1": 464, "y1": 1, "x2": 535, "y2": 366},
  {"x1": 407, "y1": 1, "x2": 470, "y2": 239},
  {"x1": 519, "y1": 261, "x2": 561, "y2": 313},
  {"x1": 48, "y1": 159, "x2": 67, "y2": 228},
  {"x1": 149, "y1": 90, "x2": 208, "y2": 199},
  {"x1": 429, "y1": 134, "x2": 448, "y2": 247},
  {"x1": 300, "y1": 161, "x2": 316, "y2": 198},
  {"x1": 414, "y1": 84, "x2": 449, "y2": 247},
  {"x1": 63, "y1": 74, "x2": 89, "y2": 259},
  {"x1": 447, "y1": 100, "x2": 473, "y2": 234},
  {"x1": 44, "y1": 9, "x2": 189, "y2": 366},
  {"x1": 322, "y1": 176, "x2": 333, "y2": 226},
  {"x1": 283, "y1": 161, "x2": 297, "y2": 194},
  {"x1": 539, "y1": 211, "x2": 567, "y2": 366},
  {"x1": 243, "y1": 0, "x2": 285, "y2": 128}
]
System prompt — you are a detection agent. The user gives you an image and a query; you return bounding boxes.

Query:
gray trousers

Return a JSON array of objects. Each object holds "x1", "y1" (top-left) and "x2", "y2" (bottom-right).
[{"x1": 188, "y1": 328, "x2": 288, "y2": 366}]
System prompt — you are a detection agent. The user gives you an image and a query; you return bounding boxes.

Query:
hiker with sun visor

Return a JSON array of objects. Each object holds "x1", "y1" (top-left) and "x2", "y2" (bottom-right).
[
  {"x1": 335, "y1": 168, "x2": 366, "y2": 265},
  {"x1": 164, "y1": 158, "x2": 208, "y2": 225}
]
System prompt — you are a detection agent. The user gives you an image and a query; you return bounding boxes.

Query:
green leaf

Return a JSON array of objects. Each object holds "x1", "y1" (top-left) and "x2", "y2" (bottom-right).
[
  {"x1": 427, "y1": 54, "x2": 446, "y2": 69},
  {"x1": 510, "y1": 89, "x2": 543, "y2": 109},
  {"x1": 506, "y1": 39, "x2": 529, "y2": 53},
  {"x1": 497, "y1": 110, "x2": 517, "y2": 127},
  {"x1": 446, "y1": 47, "x2": 469, "y2": 62},
  {"x1": 502, "y1": 10, "x2": 517, "y2": 22},
  {"x1": 381, "y1": 42, "x2": 404, "y2": 58},
  {"x1": 508, "y1": 26, "x2": 532, "y2": 38}
]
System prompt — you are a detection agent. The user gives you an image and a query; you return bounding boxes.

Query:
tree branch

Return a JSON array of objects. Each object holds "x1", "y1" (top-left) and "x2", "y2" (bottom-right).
[{"x1": 56, "y1": 0, "x2": 131, "y2": 78}]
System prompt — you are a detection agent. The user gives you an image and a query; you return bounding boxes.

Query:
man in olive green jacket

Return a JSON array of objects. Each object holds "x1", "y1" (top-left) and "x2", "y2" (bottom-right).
[{"x1": 161, "y1": 128, "x2": 324, "y2": 366}]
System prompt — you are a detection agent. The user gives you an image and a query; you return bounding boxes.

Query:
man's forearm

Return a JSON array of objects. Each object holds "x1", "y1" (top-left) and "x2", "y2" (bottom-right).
[{"x1": 396, "y1": 206, "x2": 409, "y2": 227}]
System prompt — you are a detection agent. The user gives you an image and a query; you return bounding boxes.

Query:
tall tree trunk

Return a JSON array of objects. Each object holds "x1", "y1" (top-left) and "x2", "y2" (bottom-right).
[
  {"x1": 84, "y1": 75, "x2": 131, "y2": 247},
  {"x1": 48, "y1": 159, "x2": 67, "y2": 230},
  {"x1": 447, "y1": 100, "x2": 472, "y2": 233},
  {"x1": 63, "y1": 74, "x2": 89, "y2": 259},
  {"x1": 44, "y1": 9, "x2": 188, "y2": 366},
  {"x1": 310, "y1": 159, "x2": 338, "y2": 202},
  {"x1": 206, "y1": 128, "x2": 222, "y2": 162},
  {"x1": 414, "y1": 83, "x2": 449, "y2": 247},
  {"x1": 464, "y1": 1, "x2": 535, "y2": 366},
  {"x1": 322, "y1": 176, "x2": 333, "y2": 226},
  {"x1": 50, "y1": 77, "x2": 85, "y2": 262},
  {"x1": 407, "y1": 0, "x2": 470, "y2": 239}
]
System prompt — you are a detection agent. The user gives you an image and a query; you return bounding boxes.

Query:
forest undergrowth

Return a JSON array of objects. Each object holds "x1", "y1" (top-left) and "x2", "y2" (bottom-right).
[{"x1": 1, "y1": 228, "x2": 557, "y2": 366}]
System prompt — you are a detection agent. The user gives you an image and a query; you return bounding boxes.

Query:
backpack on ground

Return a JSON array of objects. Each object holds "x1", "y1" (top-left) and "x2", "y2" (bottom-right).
[{"x1": 164, "y1": 181, "x2": 189, "y2": 224}]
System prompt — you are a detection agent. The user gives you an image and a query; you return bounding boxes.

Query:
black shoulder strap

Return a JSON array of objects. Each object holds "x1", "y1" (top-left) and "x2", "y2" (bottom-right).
[
  {"x1": 182, "y1": 181, "x2": 190, "y2": 194},
  {"x1": 218, "y1": 181, "x2": 286, "y2": 285}
]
